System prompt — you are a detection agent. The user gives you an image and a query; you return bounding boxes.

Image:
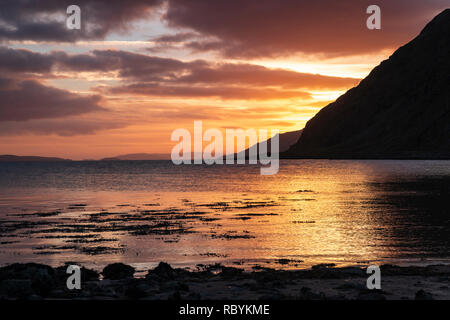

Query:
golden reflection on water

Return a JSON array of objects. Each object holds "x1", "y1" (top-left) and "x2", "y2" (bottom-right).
[{"x1": 0, "y1": 160, "x2": 449, "y2": 270}]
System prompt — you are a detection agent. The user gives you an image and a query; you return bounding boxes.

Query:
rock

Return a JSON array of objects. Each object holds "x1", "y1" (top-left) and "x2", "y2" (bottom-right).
[
  {"x1": 102, "y1": 263, "x2": 135, "y2": 280},
  {"x1": 124, "y1": 281, "x2": 148, "y2": 299},
  {"x1": 81, "y1": 268, "x2": 100, "y2": 281},
  {"x1": 334, "y1": 281, "x2": 366, "y2": 291},
  {"x1": 258, "y1": 293, "x2": 286, "y2": 300},
  {"x1": 298, "y1": 287, "x2": 324, "y2": 300},
  {"x1": 0, "y1": 263, "x2": 57, "y2": 296},
  {"x1": 187, "y1": 292, "x2": 201, "y2": 300},
  {"x1": 338, "y1": 267, "x2": 365, "y2": 277},
  {"x1": 48, "y1": 289, "x2": 67, "y2": 298},
  {"x1": 220, "y1": 266, "x2": 243, "y2": 279},
  {"x1": 415, "y1": 290, "x2": 434, "y2": 300},
  {"x1": 311, "y1": 263, "x2": 336, "y2": 270},
  {"x1": 0, "y1": 279, "x2": 33, "y2": 298},
  {"x1": 89, "y1": 282, "x2": 117, "y2": 297},
  {"x1": 357, "y1": 290, "x2": 386, "y2": 300},
  {"x1": 55, "y1": 264, "x2": 100, "y2": 283},
  {"x1": 163, "y1": 281, "x2": 190, "y2": 292},
  {"x1": 424, "y1": 264, "x2": 450, "y2": 276},
  {"x1": 147, "y1": 262, "x2": 175, "y2": 280},
  {"x1": 168, "y1": 291, "x2": 181, "y2": 300}
]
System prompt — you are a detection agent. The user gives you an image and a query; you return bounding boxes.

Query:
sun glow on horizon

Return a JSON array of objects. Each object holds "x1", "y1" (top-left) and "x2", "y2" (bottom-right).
[{"x1": 2, "y1": 0, "x2": 438, "y2": 159}]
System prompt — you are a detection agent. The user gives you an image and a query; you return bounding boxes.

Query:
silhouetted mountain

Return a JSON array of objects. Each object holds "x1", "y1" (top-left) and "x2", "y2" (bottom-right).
[
  {"x1": 103, "y1": 130, "x2": 303, "y2": 162},
  {"x1": 234, "y1": 129, "x2": 303, "y2": 159},
  {"x1": 101, "y1": 153, "x2": 170, "y2": 161},
  {"x1": 0, "y1": 155, "x2": 71, "y2": 162},
  {"x1": 272, "y1": 130, "x2": 304, "y2": 153},
  {"x1": 285, "y1": 9, "x2": 450, "y2": 159}
]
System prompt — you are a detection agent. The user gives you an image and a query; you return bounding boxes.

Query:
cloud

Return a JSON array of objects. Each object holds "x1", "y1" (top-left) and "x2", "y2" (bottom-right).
[
  {"x1": 97, "y1": 52, "x2": 358, "y2": 100},
  {"x1": 86, "y1": 50, "x2": 206, "y2": 80},
  {"x1": 152, "y1": 32, "x2": 198, "y2": 43},
  {"x1": 0, "y1": 77, "x2": 15, "y2": 89},
  {"x1": 141, "y1": 105, "x2": 224, "y2": 121},
  {"x1": 69, "y1": 50, "x2": 358, "y2": 90},
  {"x1": 1, "y1": 47, "x2": 359, "y2": 89},
  {"x1": 0, "y1": 47, "x2": 200, "y2": 80},
  {"x1": 172, "y1": 63, "x2": 360, "y2": 90},
  {"x1": 109, "y1": 83, "x2": 311, "y2": 100},
  {"x1": 0, "y1": 46, "x2": 56, "y2": 74},
  {"x1": 2, "y1": 1, "x2": 447, "y2": 58},
  {"x1": 0, "y1": 79, "x2": 104, "y2": 121},
  {"x1": 147, "y1": 32, "x2": 200, "y2": 52},
  {"x1": 1, "y1": 47, "x2": 360, "y2": 101},
  {"x1": 0, "y1": 118, "x2": 125, "y2": 136},
  {"x1": 164, "y1": 0, "x2": 449, "y2": 58},
  {"x1": 0, "y1": 0, "x2": 163, "y2": 42},
  {"x1": 22, "y1": 49, "x2": 206, "y2": 80}
]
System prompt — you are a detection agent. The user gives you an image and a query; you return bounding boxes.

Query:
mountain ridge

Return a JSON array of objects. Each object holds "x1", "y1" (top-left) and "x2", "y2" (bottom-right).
[
  {"x1": 284, "y1": 9, "x2": 450, "y2": 159},
  {"x1": 234, "y1": 129, "x2": 303, "y2": 159},
  {"x1": 101, "y1": 153, "x2": 170, "y2": 161},
  {"x1": 0, "y1": 155, "x2": 72, "y2": 162}
]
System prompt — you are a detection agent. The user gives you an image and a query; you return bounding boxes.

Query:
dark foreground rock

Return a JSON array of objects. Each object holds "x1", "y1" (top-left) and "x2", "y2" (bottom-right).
[
  {"x1": 146, "y1": 262, "x2": 176, "y2": 280},
  {"x1": 102, "y1": 263, "x2": 135, "y2": 280},
  {"x1": 1, "y1": 262, "x2": 449, "y2": 300},
  {"x1": 415, "y1": 289, "x2": 434, "y2": 300}
]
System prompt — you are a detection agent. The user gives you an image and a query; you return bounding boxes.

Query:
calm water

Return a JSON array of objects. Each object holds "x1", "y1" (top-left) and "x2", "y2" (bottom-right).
[{"x1": 0, "y1": 160, "x2": 449, "y2": 272}]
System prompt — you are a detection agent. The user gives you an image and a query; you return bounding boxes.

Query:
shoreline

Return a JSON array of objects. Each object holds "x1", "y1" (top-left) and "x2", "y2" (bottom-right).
[{"x1": 1, "y1": 262, "x2": 449, "y2": 300}]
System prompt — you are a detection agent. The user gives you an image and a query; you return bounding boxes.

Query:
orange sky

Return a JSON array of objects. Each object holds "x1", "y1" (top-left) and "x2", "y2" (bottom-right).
[{"x1": 0, "y1": 1, "x2": 448, "y2": 159}]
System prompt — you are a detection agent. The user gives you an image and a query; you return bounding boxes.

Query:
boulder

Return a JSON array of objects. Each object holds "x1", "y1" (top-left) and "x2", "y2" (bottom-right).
[{"x1": 102, "y1": 263, "x2": 135, "y2": 280}]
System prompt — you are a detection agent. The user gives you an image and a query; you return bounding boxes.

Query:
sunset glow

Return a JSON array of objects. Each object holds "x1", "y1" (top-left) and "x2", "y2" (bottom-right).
[
  {"x1": 1, "y1": 1, "x2": 450, "y2": 305},
  {"x1": 1, "y1": 1, "x2": 448, "y2": 159}
]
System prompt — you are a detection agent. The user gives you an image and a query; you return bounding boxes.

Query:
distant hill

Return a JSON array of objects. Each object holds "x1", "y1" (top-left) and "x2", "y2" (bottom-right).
[
  {"x1": 0, "y1": 155, "x2": 71, "y2": 162},
  {"x1": 285, "y1": 9, "x2": 450, "y2": 159},
  {"x1": 102, "y1": 131, "x2": 304, "y2": 162},
  {"x1": 273, "y1": 130, "x2": 304, "y2": 153},
  {"x1": 233, "y1": 129, "x2": 303, "y2": 159},
  {"x1": 101, "y1": 153, "x2": 170, "y2": 161}
]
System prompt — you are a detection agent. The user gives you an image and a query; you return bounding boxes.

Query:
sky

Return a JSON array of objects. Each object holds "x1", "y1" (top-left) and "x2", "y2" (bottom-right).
[{"x1": 0, "y1": 0, "x2": 448, "y2": 159}]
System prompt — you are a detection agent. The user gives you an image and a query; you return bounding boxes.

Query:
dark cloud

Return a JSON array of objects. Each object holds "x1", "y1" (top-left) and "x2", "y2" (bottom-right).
[
  {"x1": 88, "y1": 50, "x2": 206, "y2": 80},
  {"x1": 45, "y1": 49, "x2": 206, "y2": 81},
  {"x1": 173, "y1": 63, "x2": 360, "y2": 90},
  {"x1": 0, "y1": 77, "x2": 15, "y2": 89},
  {"x1": 145, "y1": 105, "x2": 224, "y2": 120},
  {"x1": 147, "y1": 32, "x2": 200, "y2": 52},
  {"x1": 0, "y1": 47, "x2": 205, "y2": 80},
  {"x1": 2, "y1": 0, "x2": 447, "y2": 58},
  {"x1": 0, "y1": 79, "x2": 104, "y2": 121},
  {"x1": 0, "y1": 118, "x2": 125, "y2": 136},
  {"x1": 1, "y1": 47, "x2": 359, "y2": 96},
  {"x1": 53, "y1": 50, "x2": 121, "y2": 73},
  {"x1": 0, "y1": 0, "x2": 163, "y2": 42},
  {"x1": 184, "y1": 40, "x2": 223, "y2": 53},
  {"x1": 152, "y1": 32, "x2": 198, "y2": 43},
  {"x1": 98, "y1": 52, "x2": 358, "y2": 99},
  {"x1": 110, "y1": 83, "x2": 311, "y2": 100},
  {"x1": 164, "y1": 0, "x2": 449, "y2": 57},
  {"x1": 0, "y1": 47, "x2": 54, "y2": 73}
]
